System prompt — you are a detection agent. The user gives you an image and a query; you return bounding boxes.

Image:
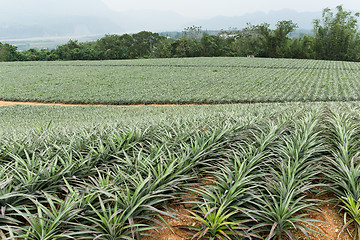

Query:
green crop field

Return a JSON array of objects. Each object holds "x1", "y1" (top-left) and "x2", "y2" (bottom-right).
[
  {"x1": 2, "y1": 101, "x2": 360, "y2": 136},
  {"x1": 1, "y1": 102, "x2": 360, "y2": 238},
  {"x1": 3, "y1": 57, "x2": 360, "y2": 239},
  {"x1": 1, "y1": 57, "x2": 360, "y2": 104},
  {"x1": 0, "y1": 102, "x2": 315, "y2": 132}
]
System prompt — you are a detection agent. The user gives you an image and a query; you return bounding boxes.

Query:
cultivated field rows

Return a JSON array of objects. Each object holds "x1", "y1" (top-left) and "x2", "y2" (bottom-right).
[
  {"x1": 2, "y1": 57, "x2": 360, "y2": 239},
  {"x1": 1, "y1": 101, "x2": 359, "y2": 136},
  {"x1": 1, "y1": 103, "x2": 360, "y2": 239},
  {"x1": 1, "y1": 58, "x2": 360, "y2": 105},
  {"x1": 3, "y1": 57, "x2": 360, "y2": 70}
]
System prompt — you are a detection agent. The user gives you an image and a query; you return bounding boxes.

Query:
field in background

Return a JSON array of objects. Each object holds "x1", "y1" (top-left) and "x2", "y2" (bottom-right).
[{"x1": 1, "y1": 57, "x2": 360, "y2": 104}]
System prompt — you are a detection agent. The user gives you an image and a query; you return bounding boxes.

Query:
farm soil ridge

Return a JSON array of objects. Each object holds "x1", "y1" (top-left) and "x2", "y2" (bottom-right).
[
  {"x1": 0, "y1": 100, "x2": 198, "y2": 107},
  {"x1": 145, "y1": 200, "x2": 353, "y2": 240},
  {"x1": 1, "y1": 99, "x2": 359, "y2": 107},
  {"x1": 0, "y1": 100, "x2": 256, "y2": 107}
]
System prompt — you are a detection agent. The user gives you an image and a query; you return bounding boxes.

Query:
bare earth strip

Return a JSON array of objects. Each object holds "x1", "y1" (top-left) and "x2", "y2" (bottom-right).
[
  {"x1": 0, "y1": 100, "x2": 190, "y2": 107},
  {"x1": 0, "y1": 100, "x2": 87, "y2": 107}
]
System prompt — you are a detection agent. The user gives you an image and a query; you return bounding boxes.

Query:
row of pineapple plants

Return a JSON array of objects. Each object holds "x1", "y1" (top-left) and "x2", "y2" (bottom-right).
[
  {"x1": 324, "y1": 111, "x2": 360, "y2": 239},
  {"x1": 1, "y1": 107, "x2": 360, "y2": 239}
]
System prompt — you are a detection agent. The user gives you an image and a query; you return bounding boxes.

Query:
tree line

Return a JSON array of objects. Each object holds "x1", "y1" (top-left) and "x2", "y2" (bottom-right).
[{"x1": 1, "y1": 6, "x2": 359, "y2": 62}]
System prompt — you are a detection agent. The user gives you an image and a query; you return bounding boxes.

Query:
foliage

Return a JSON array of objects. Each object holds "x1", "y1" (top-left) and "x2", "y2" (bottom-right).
[
  {"x1": 313, "y1": 5, "x2": 360, "y2": 61},
  {"x1": 2, "y1": 103, "x2": 360, "y2": 238},
  {"x1": 252, "y1": 20, "x2": 298, "y2": 57},
  {"x1": 0, "y1": 43, "x2": 19, "y2": 62},
  {"x1": 339, "y1": 194, "x2": 360, "y2": 239},
  {"x1": 185, "y1": 201, "x2": 253, "y2": 240},
  {"x1": 324, "y1": 111, "x2": 360, "y2": 239}
]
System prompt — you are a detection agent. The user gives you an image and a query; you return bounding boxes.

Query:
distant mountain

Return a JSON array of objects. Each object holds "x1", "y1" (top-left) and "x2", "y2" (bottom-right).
[
  {"x1": 0, "y1": 0, "x2": 122, "y2": 39},
  {"x1": 112, "y1": 10, "x2": 194, "y2": 33},
  {"x1": 189, "y1": 9, "x2": 321, "y2": 30},
  {"x1": 0, "y1": 1, "x2": 323, "y2": 40},
  {"x1": 0, "y1": 0, "x2": 195, "y2": 39},
  {"x1": 0, "y1": 16, "x2": 122, "y2": 39},
  {"x1": 0, "y1": 0, "x2": 110, "y2": 19}
]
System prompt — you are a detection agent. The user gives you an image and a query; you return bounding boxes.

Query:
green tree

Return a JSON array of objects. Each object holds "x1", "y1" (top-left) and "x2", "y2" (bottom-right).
[
  {"x1": 0, "y1": 42, "x2": 19, "y2": 61},
  {"x1": 253, "y1": 20, "x2": 298, "y2": 57},
  {"x1": 227, "y1": 24, "x2": 266, "y2": 56},
  {"x1": 171, "y1": 37, "x2": 201, "y2": 57},
  {"x1": 347, "y1": 35, "x2": 360, "y2": 61},
  {"x1": 131, "y1": 31, "x2": 166, "y2": 58},
  {"x1": 287, "y1": 35, "x2": 315, "y2": 59},
  {"x1": 54, "y1": 40, "x2": 80, "y2": 60},
  {"x1": 200, "y1": 33, "x2": 230, "y2": 57},
  {"x1": 19, "y1": 48, "x2": 50, "y2": 61},
  {"x1": 313, "y1": 5, "x2": 360, "y2": 61},
  {"x1": 96, "y1": 34, "x2": 134, "y2": 59},
  {"x1": 152, "y1": 38, "x2": 173, "y2": 58},
  {"x1": 274, "y1": 20, "x2": 299, "y2": 57}
]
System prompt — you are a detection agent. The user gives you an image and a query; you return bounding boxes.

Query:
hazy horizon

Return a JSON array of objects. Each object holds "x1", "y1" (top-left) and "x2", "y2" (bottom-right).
[
  {"x1": 101, "y1": 0, "x2": 360, "y2": 18},
  {"x1": 1, "y1": 0, "x2": 359, "y2": 47}
]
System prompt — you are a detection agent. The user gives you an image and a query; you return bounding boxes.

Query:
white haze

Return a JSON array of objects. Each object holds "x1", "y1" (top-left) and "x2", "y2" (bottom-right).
[
  {"x1": 0, "y1": 0, "x2": 359, "y2": 42},
  {"x1": 101, "y1": 0, "x2": 360, "y2": 18}
]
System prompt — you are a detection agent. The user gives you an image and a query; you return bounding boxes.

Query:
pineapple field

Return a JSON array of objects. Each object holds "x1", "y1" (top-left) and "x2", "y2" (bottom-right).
[
  {"x1": 1, "y1": 57, "x2": 360, "y2": 104},
  {"x1": 2, "y1": 57, "x2": 360, "y2": 239}
]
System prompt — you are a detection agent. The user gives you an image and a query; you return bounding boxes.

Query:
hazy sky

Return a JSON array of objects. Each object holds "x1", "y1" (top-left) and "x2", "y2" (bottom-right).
[{"x1": 101, "y1": 0, "x2": 360, "y2": 18}]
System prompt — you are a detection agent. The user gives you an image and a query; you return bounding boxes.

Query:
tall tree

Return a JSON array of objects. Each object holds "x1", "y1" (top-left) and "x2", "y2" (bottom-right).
[
  {"x1": 200, "y1": 33, "x2": 228, "y2": 57},
  {"x1": 131, "y1": 31, "x2": 166, "y2": 58},
  {"x1": 253, "y1": 20, "x2": 298, "y2": 57},
  {"x1": 0, "y1": 43, "x2": 19, "y2": 61},
  {"x1": 96, "y1": 34, "x2": 134, "y2": 59},
  {"x1": 313, "y1": 5, "x2": 360, "y2": 61},
  {"x1": 171, "y1": 37, "x2": 202, "y2": 57}
]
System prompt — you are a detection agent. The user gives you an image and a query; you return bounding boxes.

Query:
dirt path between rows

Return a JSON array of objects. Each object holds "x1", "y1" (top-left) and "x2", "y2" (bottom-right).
[
  {"x1": 2, "y1": 99, "x2": 360, "y2": 108},
  {"x1": 0, "y1": 100, "x2": 194, "y2": 107},
  {"x1": 0, "y1": 100, "x2": 86, "y2": 107}
]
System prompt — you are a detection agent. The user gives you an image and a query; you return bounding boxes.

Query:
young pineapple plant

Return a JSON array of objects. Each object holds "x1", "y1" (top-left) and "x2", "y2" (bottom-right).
[
  {"x1": 186, "y1": 200, "x2": 254, "y2": 240},
  {"x1": 0, "y1": 170, "x2": 25, "y2": 236},
  {"x1": 8, "y1": 192, "x2": 83, "y2": 239}
]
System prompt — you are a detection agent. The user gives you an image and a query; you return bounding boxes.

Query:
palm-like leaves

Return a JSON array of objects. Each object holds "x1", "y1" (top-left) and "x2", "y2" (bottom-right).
[
  {"x1": 185, "y1": 201, "x2": 255, "y2": 240},
  {"x1": 324, "y1": 112, "x2": 360, "y2": 239},
  {"x1": 338, "y1": 194, "x2": 360, "y2": 239},
  {"x1": 81, "y1": 197, "x2": 150, "y2": 240},
  {"x1": 250, "y1": 190, "x2": 318, "y2": 240},
  {"x1": 10, "y1": 192, "x2": 83, "y2": 239},
  {"x1": 3, "y1": 107, "x2": 360, "y2": 239}
]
